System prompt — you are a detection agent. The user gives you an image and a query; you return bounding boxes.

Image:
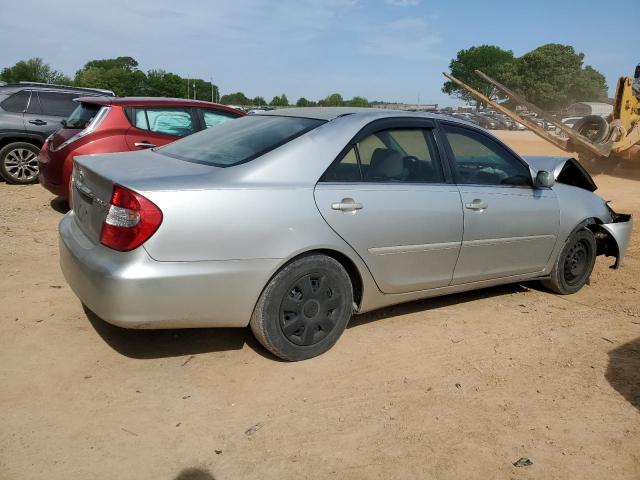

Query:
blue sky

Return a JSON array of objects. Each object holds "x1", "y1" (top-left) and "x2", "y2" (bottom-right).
[{"x1": 1, "y1": 0, "x2": 636, "y2": 106}]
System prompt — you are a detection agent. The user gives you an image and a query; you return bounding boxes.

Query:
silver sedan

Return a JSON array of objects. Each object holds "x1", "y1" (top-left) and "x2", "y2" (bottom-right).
[{"x1": 59, "y1": 108, "x2": 633, "y2": 360}]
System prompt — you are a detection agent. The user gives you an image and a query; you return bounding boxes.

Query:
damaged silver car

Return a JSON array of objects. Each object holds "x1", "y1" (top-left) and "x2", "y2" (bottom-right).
[{"x1": 58, "y1": 108, "x2": 633, "y2": 361}]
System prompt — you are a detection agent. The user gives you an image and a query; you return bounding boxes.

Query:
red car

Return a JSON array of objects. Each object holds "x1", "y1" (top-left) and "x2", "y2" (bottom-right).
[{"x1": 39, "y1": 97, "x2": 244, "y2": 199}]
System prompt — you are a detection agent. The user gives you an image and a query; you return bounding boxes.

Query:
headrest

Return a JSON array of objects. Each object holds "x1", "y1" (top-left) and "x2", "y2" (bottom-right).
[{"x1": 370, "y1": 148, "x2": 404, "y2": 180}]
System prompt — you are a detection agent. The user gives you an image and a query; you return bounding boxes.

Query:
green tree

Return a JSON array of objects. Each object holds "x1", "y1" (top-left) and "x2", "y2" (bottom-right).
[
  {"x1": 74, "y1": 57, "x2": 146, "y2": 96},
  {"x1": 321, "y1": 93, "x2": 344, "y2": 106},
  {"x1": 188, "y1": 78, "x2": 218, "y2": 101},
  {"x1": 346, "y1": 96, "x2": 369, "y2": 107},
  {"x1": 442, "y1": 45, "x2": 515, "y2": 109},
  {"x1": 296, "y1": 97, "x2": 310, "y2": 107},
  {"x1": 145, "y1": 69, "x2": 186, "y2": 97},
  {"x1": 269, "y1": 94, "x2": 289, "y2": 107},
  {"x1": 500, "y1": 44, "x2": 607, "y2": 109},
  {"x1": 0, "y1": 57, "x2": 71, "y2": 84},
  {"x1": 221, "y1": 92, "x2": 251, "y2": 105},
  {"x1": 252, "y1": 96, "x2": 266, "y2": 106}
]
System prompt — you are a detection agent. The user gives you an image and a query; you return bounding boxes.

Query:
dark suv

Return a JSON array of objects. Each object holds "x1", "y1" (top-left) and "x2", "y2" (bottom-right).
[{"x1": 0, "y1": 83, "x2": 114, "y2": 184}]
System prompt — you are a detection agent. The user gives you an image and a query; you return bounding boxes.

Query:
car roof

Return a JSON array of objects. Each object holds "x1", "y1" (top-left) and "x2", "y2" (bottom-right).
[
  {"x1": 74, "y1": 96, "x2": 245, "y2": 113},
  {"x1": 0, "y1": 82, "x2": 114, "y2": 96},
  {"x1": 258, "y1": 107, "x2": 447, "y2": 121}
]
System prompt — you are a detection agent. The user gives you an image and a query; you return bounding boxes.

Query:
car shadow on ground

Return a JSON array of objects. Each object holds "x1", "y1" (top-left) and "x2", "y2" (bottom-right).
[
  {"x1": 84, "y1": 306, "x2": 268, "y2": 360},
  {"x1": 85, "y1": 284, "x2": 530, "y2": 361},
  {"x1": 605, "y1": 336, "x2": 640, "y2": 412},
  {"x1": 174, "y1": 468, "x2": 216, "y2": 480},
  {"x1": 50, "y1": 196, "x2": 69, "y2": 214},
  {"x1": 348, "y1": 283, "x2": 529, "y2": 328}
]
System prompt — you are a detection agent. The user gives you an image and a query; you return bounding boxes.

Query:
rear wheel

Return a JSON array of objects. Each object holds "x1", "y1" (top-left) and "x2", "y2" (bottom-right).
[
  {"x1": 542, "y1": 229, "x2": 596, "y2": 294},
  {"x1": 0, "y1": 142, "x2": 40, "y2": 184},
  {"x1": 250, "y1": 254, "x2": 353, "y2": 361}
]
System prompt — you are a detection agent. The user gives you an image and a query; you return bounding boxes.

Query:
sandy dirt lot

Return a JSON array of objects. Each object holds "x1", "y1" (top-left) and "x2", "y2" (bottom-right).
[{"x1": 1, "y1": 131, "x2": 639, "y2": 480}]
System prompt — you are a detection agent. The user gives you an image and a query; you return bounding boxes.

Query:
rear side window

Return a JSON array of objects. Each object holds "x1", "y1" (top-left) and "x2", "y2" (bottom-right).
[
  {"x1": 65, "y1": 102, "x2": 102, "y2": 129},
  {"x1": 160, "y1": 115, "x2": 324, "y2": 167},
  {"x1": 202, "y1": 109, "x2": 236, "y2": 129},
  {"x1": 38, "y1": 92, "x2": 80, "y2": 117},
  {"x1": 132, "y1": 107, "x2": 194, "y2": 137},
  {"x1": 322, "y1": 128, "x2": 444, "y2": 183},
  {"x1": 0, "y1": 90, "x2": 30, "y2": 113}
]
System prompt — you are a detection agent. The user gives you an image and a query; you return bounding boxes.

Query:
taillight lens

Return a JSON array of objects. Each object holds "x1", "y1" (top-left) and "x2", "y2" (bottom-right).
[{"x1": 100, "y1": 184, "x2": 163, "y2": 252}]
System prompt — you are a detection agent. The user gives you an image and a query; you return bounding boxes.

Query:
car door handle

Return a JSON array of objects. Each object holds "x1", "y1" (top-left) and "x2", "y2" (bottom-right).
[
  {"x1": 464, "y1": 199, "x2": 488, "y2": 211},
  {"x1": 134, "y1": 142, "x2": 156, "y2": 148},
  {"x1": 28, "y1": 119, "x2": 47, "y2": 126},
  {"x1": 331, "y1": 198, "x2": 363, "y2": 212}
]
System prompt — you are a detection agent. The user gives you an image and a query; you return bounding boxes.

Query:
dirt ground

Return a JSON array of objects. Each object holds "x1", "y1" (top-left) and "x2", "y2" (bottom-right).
[{"x1": 1, "y1": 131, "x2": 639, "y2": 480}]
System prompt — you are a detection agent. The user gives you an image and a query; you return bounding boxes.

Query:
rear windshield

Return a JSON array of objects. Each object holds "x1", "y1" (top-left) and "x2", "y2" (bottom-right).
[
  {"x1": 65, "y1": 102, "x2": 102, "y2": 129},
  {"x1": 159, "y1": 115, "x2": 325, "y2": 167}
]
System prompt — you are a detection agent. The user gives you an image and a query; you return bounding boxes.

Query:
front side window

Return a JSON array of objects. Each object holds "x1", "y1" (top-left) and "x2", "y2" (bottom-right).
[
  {"x1": 444, "y1": 125, "x2": 531, "y2": 186},
  {"x1": 322, "y1": 128, "x2": 444, "y2": 183},
  {"x1": 38, "y1": 92, "x2": 80, "y2": 117},
  {"x1": 159, "y1": 115, "x2": 324, "y2": 167},
  {"x1": 202, "y1": 109, "x2": 236, "y2": 129}
]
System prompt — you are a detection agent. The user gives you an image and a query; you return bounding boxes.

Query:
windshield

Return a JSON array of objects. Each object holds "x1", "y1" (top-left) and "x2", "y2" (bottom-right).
[
  {"x1": 65, "y1": 102, "x2": 102, "y2": 129},
  {"x1": 159, "y1": 115, "x2": 325, "y2": 167}
]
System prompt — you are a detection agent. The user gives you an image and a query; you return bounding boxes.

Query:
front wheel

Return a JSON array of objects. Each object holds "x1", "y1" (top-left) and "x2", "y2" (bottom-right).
[
  {"x1": 250, "y1": 255, "x2": 354, "y2": 361},
  {"x1": 542, "y1": 229, "x2": 596, "y2": 294},
  {"x1": 0, "y1": 142, "x2": 41, "y2": 184}
]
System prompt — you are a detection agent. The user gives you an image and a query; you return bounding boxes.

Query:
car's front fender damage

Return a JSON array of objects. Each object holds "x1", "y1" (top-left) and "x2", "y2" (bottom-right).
[
  {"x1": 593, "y1": 208, "x2": 633, "y2": 269},
  {"x1": 526, "y1": 156, "x2": 633, "y2": 269}
]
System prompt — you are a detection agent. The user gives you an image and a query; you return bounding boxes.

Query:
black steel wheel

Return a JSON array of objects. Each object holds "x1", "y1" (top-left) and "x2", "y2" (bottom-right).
[
  {"x1": 250, "y1": 254, "x2": 353, "y2": 361},
  {"x1": 279, "y1": 272, "x2": 342, "y2": 346},
  {"x1": 542, "y1": 228, "x2": 596, "y2": 294}
]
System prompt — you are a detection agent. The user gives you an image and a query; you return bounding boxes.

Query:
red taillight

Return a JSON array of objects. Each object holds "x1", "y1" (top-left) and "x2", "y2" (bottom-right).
[{"x1": 100, "y1": 184, "x2": 163, "y2": 252}]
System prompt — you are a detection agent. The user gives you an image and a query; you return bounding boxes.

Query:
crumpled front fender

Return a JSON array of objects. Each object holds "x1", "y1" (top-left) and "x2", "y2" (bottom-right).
[{"x1": 601, "y1": 212, "x2": 633, "y2": 268}]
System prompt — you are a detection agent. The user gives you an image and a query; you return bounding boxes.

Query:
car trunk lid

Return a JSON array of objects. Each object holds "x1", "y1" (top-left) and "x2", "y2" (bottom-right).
[{"x1": 70, "y1": 149, "x2": 220, "y2": 244}]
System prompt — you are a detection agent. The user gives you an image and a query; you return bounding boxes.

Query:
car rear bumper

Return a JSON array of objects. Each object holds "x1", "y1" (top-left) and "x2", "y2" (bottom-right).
[
  {"x1": 59, "y1": 212, "x2": 280, "y2": 329},
  {"x1": 38, "y1": 148, "x2": 68, "y2": 197}
]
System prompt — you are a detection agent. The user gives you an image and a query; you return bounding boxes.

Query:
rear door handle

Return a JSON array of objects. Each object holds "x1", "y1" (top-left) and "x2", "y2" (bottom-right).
[
  {"x1": 134, "y1": 142, "x2": 156, "y2": 149},
  {"x1": 331, "y1": 198, "x2": 363, "y2": 212},
  {"x1": 464, "y1": 199, "x2": 488, "y2": 211},
  {"x1": 28, "y1": 119, "x2": 47, "y2": 126}
]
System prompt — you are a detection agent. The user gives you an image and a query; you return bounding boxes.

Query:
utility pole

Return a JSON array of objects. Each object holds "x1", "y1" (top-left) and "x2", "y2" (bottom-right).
[{"x1": 193, "y1": 81, "x2": 196, "y2": 100}]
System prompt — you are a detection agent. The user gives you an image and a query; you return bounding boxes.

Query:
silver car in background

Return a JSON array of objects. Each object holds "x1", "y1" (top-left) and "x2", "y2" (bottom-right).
[{"x1": 59, "y1": 108, "x2": 633, "y2": 360}]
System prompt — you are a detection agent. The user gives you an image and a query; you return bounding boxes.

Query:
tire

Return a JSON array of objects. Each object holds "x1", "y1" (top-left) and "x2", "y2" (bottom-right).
[
  {"x1": 542, "y1": 228, "x2": 596, "y2": 295},
  {"x1": 573, "y1": 115, "x2": 610, "y2": 144},
  {"x1": 0, "y1": 142, "x2": 41, "y2": 184},
  {"x1": 250, "y1": 254, "x2": 354, "y2": 361}
]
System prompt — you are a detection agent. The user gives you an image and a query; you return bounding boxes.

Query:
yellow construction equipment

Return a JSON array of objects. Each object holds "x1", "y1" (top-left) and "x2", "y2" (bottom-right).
[{"x1": 443, "y1": 65, "x2": 640, "y2": 173}]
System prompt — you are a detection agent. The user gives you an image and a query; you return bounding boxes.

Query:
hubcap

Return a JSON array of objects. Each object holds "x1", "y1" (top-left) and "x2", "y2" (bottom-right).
[
  {"x1": 279, "y1": 273, "x2": 342, "y2": 346},
  {"x1": 4, "y1": 148, "x2": 39, "y2": 181},
  {"x1": 563, "y1": 240, "x2": 590, "y2": 286}
]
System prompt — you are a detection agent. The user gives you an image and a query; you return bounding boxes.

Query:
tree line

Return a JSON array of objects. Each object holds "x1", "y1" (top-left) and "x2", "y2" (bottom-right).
[
  {"x1": 1, "y1": 43, "x2": 610, "y2": 111},
  {"x1": 0, "y1": 57, "x2": 370, "y2": 108}
]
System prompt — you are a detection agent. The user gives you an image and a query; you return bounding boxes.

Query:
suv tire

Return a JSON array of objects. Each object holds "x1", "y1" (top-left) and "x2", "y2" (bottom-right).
[{"x1": 0, "y1": 142, "x2": 41, "y2": 184}]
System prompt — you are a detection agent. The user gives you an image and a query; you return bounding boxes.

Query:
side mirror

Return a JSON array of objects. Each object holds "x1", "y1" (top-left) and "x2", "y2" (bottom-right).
[{"x1": 535, "y1": 170, "x2": 555, "y2": 188}]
